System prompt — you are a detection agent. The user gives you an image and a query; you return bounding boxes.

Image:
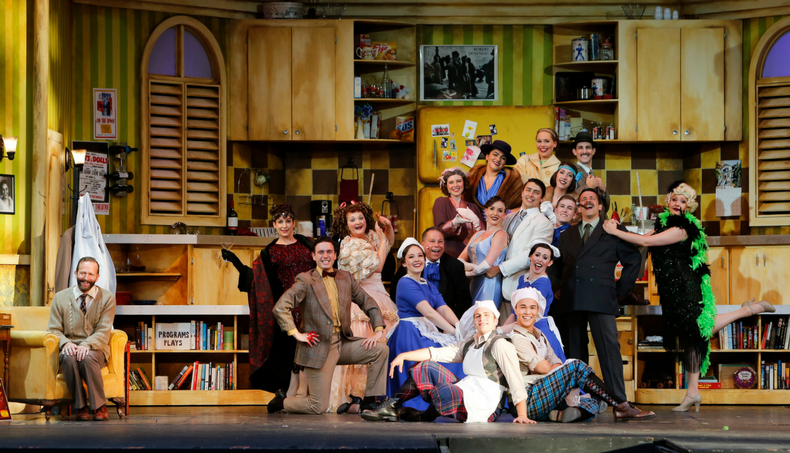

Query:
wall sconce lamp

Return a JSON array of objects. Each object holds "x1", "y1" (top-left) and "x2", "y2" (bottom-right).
[
  {"x1": 0, "y1": 135, "x2": 18, "y2": 161},
  {"x1": 66, "y1": 148, "x2": 88, "y2": 225}
]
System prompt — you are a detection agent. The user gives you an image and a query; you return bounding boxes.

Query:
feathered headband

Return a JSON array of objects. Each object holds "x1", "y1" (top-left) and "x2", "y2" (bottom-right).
[{"x1": 437, "y1": 167, "x2": 467, "y2": 189}]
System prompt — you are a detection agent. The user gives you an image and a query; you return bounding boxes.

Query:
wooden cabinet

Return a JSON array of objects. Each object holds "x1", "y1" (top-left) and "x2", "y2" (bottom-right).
[
  {"x1": 636, "y1": 28, "x2": 724, "y2": 141},
  {"x1": 708, "y1": 246, "x2": 730, "y2": 305},
  {"x1": 247, "y1": 26, "x2": 336, "y2": 141},
  {"x1": 552, "y1": 20, "x2": 741, "y2": 142},
  {"x1": 730, "y1": 246, "x2": 790, "y2": 305}
]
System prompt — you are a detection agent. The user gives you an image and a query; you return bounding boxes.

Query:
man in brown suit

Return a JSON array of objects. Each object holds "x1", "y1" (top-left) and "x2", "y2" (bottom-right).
[
  {"x1": 268, "y1": 236, "x2": 389, "y2": 415},
  {"x1": 48, "y1": 256, "x2": 116, "y2": 421}
]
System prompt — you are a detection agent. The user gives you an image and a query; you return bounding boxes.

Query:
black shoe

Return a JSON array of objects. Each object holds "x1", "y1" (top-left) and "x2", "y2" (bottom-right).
[
  {"x1": 337, "y1": 395, "x2": 362, "y2": 414},
  {"x1": 267, "y1": 389, "x2": 287, "y2": 414},
  {"x1": 397, "y1": 407, "x2": 438, "y2": 422},
  {"x1": 360, "y1": 397, "x2": 399, "y2": 422}
]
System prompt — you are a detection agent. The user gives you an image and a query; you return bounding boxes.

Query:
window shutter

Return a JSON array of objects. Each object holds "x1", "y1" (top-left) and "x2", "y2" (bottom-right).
[
  {"x1": 149, "y1": 81, "x2": 185, "y2": 214},
  {"x1": 185, "y1": 84, "x2": 221, "y2": 215},
  {"x1": 756, "y1": 84, "x2": 790, "y2": 215}
]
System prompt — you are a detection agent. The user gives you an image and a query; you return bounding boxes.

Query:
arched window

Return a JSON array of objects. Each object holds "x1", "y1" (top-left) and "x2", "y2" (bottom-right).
[
  {"x1": 141, "y1": 16, "x2": 226, "y2": 227},
  {"x1": 749, "y1": 17, "x2": 790, "y2": 227}
]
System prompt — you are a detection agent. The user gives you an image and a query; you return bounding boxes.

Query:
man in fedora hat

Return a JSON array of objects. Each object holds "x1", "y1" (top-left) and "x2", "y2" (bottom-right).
[
  {"x1": 572, "y1": 132, "x2": 610, "y2": 214},
  {"x1": 463, "y1": 140, "x2": 523, "y2": 210}
]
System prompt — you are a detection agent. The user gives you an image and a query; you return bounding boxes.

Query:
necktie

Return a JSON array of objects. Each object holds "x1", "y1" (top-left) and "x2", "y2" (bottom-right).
[
  {"x1": 582, "y1": 223, "x2": 592, "y2": 245},
  {"x1": 322, "y1": 270, "x2": 336, "y2": 278},
  {"x1": 424, "y1": 262, "x2": 441, "y2": 286},
  {"x1": 79, "y1": 295, "x2": 87, "y2": 315}
]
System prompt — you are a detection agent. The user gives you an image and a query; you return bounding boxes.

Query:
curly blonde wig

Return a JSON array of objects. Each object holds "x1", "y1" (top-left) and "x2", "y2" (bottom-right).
[
  {"x1": 666, "y1": 183, "x2": 699, "y2": 213},
  {"x1": 331, "y1": 202, "x2": 378, "y2": 239}
]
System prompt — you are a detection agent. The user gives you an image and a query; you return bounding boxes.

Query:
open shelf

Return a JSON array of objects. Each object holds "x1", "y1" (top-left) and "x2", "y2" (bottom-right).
[
  {"x1": 554, "y1": 99, "x2": 618, "y2": 106},
  {"x1": 131, "y1": 350, "x2": 248, "y2": 354},
  {"x1": 116, "y1": 272, "x2": 182, "y2": 281},
  {"x1": 353, "y1": 19, "x2": 415, "y2": 33},
  {"x1": 354, "y1": 60, "x2": 416, "y2": 70},
  {"x1": 129, "y1": 389, "x2": 271, "y2": 406},
  {"x1": 354, "y1": 98, "x2": 415, "y2": 107},
  {"x1": 554, "y1": 60, "x2": 619, "y2": 71}
]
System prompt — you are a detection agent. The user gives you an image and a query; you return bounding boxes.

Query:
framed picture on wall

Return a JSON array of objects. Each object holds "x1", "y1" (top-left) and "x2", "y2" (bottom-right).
[
  {"x1": 0, "y1": 174, "x2": 15, "y2": 215},
  {"x1": 420, "y1": 45, "x2": 498, "y2": 101}
]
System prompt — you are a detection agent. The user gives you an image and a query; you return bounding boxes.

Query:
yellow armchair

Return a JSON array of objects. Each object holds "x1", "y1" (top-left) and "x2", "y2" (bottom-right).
[{"x1": 0, "y1": 307, "x2": 127, "y2": 420}]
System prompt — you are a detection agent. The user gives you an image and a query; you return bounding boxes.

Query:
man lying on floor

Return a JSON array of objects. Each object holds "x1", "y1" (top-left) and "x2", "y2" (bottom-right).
[
  {"x1": 506, "y1": 287, "x2": 654, "y2": 422},
  {"x1": 361, "y1": 300, "x2": 534, "y2": 424}
]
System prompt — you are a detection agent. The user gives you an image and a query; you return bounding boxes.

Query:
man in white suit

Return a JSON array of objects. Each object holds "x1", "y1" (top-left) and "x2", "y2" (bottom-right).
[{"x1": 486, "y1": 178, "x2": 554, "y2": 317}]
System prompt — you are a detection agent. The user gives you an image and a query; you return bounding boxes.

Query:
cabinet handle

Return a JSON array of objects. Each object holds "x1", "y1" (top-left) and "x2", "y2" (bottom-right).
[
  {"x1": 764, "y1": 254, "x2": 767, "y2": 266},
  {"x1": 295, "y1": 130, "x2": 301, "y2": 135},
  {"x1": 684, "y1": 130, "x2": 690, "y2": 135},
  {"x1": 755, "y1": 254, "x2": 760, "y2": 266},
  {"x1": 672, "y1": 130, "x2": 678, "y2": 135},
  {"x1": 720, "y1": 256, "x2": 725, "y2": 268},
  {"x1": 283, "y1": 129, "x2": 289, "y2": 135}
]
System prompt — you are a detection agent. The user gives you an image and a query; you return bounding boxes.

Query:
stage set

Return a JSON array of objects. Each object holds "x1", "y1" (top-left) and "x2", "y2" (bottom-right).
[{"x1": 2, "y1": 405, "x2": 790, "y2": 453}]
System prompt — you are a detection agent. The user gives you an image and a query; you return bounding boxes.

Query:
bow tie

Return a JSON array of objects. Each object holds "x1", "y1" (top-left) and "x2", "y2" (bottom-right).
[
  {"x1": 322, "y1": 270, "x2": 336, "y2": 278},
  {"x1": 424, "y1": 262, "x2": 440, "y2": 282}
]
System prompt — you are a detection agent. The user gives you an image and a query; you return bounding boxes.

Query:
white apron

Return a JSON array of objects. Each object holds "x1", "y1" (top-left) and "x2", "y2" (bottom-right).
[
  {"x1": 454, "y1": 343, "x2": 504, "y2": 423},
  {"x1": 69, "y1": 194, "x2": 116, "y2": 294}
]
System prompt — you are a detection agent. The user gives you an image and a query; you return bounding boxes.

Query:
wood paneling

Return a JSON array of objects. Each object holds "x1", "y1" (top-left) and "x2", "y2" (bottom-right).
[
  {"x1": 707, "y1": 246, "x2": 730, "y2": 305},
  {"x1": 248, "y1": 27, "x2": 292, "y2": 141},
  {"x1": 637, "y1": 28, "x2": 681, "y2": 141},
  {"x1": 681, "y1": 28, "x2": 725, "y2": 141}
]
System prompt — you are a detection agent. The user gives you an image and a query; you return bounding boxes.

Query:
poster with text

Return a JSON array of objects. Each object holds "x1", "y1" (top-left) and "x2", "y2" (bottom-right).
[
  {"x1": 420, "y1": 45, "x2": 498, "y2": 101},
  {"x1": 93, "y1": 88, "x2": 118, "y2": 140},
  {"x1": 73, "y1": 141, "x2": 110, "y2": 215}
]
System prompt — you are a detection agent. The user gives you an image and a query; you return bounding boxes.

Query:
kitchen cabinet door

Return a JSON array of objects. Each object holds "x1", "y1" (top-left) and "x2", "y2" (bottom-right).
[
  {"x1": 758, "y1": 246, "x2": 790, "y2": 304},
  {"x1": 291, "y1": 27, "x2": 336, "y2": 141},
  {"x1": 220, "y1": 248, "x2": 252, "y2": 305},
  {"x1": 248, "y1": 27, "x2": 292, "y2": 141},
  {"x1": 637, "y1": 28, "x2": 681, "y2": 141},
  {"x1": 707, "y1": 246, "x2": 730, "y2": 305},
  {"x1": 681, "y1": 28, "x2": 724, "y2": 141},
  {"x1": 190, "y1": 246, "x2": 222, "y2": 305},
  {"x1": 729, "y1": 246, "x2": 769, "y2": 304}
]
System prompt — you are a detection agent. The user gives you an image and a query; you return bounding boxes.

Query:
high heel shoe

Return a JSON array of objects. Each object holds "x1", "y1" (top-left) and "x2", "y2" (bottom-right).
[
  {"x1": 742, "y1": 299, "x2": 776, "y2": 315},
  {"x1": 672, "y1": 394, "x2": 702, "y2": 412},
  {"x1": 336, "y1": 395, "x2": 362, "y2": 414}
]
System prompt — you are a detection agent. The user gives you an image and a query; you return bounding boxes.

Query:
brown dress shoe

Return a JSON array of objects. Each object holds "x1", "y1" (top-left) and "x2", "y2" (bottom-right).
[
  {"x1": 93, "y1": 405, "x2": 109, "y2": 421},
  {"x1": 613, "y1": 402, "x2": 655, "y2": 421},
  {"x1": 75, "y1": 406, "x2": 91, "y2": 421}
]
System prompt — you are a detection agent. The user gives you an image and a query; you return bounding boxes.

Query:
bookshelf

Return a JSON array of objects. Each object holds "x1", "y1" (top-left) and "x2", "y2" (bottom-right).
[
  {"x1": 117, "y1": 305, "x2": 272, "y2": 406},
  {"x1": 631, "y1": 305, "x2": 790, "y2": 405}
]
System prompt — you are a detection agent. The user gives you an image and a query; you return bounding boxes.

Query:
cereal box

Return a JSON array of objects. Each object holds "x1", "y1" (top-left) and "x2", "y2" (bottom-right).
[
  {"x1": 372, "y1": 42, "x2": 397, "y2": 60},
  {"x1": 394, "y1": 116, "x2": 414, "y2": 141}
]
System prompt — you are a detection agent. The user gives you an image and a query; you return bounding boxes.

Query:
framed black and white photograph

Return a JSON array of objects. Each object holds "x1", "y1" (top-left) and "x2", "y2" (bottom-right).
[
  {"x1": 0, "y1": 174, "x2": 15, "y2": 215},
  {"x1": 420, "y1": 45, "x2": 498, "y2": 101}
]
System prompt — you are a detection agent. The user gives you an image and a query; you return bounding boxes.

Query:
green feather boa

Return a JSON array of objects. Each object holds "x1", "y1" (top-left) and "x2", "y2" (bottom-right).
[{"x1": 657, "y1": 210, "x2": 717, "y2": 375}]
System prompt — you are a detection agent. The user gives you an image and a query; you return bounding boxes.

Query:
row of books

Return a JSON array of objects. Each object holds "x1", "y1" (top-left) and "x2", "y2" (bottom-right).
[
  {"x1": 129, "y1": 367, "x2": 154, "y2": 390},
  {"x1": 187, "y1": 362, "x2": 234, "y2": 391},
  {"x1": 131, "y1": 321, "x2": 231, "y2": 351},
  {"x1": 762, "y1": 361, "x2": 790, "y2": 390},
  {"x1": 762, "y1": 317, "x2": 790, "y2": 350},
  {"x1": 718, "y1": 322, "x2": 759, "y2": 350}
]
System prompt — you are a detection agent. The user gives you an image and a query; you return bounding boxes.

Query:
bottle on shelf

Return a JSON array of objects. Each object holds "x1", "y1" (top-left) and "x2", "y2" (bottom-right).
[
  {"x1": 228, "y1": 200, "x2": 238, "y2": 236},
  {"x1": 382, "y1": 65, "x2": 392, "y2": 99}
]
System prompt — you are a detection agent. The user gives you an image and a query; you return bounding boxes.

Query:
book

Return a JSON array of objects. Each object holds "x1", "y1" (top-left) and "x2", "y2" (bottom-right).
[
  {"x1": 147, "y1": 327, "x2": 153, "y2": 351},
  {"x1": 175, "y1": 366, "x2": 193, "y2": 390},
  {"x1": 190, "y1": 320, "x2": 196, "y2": 350},
  {"x1": 168, "y1": 365, "x2": 189, "y2": 390},
  {"x1": 191, "y1": 361, "x2": 199, "y2": 390},
  {"x1": 785, "y1": 319, "x2": 790, "y2": 349},
  {"x1": 762, "y1": 323, "x2": 769, "y2": 350},
  {"x1": 698, "y1": 382, "x2": 721, "y2": 389},
  {"x1": 137, "y1": 367, "x2": 152, "y2": 390}
]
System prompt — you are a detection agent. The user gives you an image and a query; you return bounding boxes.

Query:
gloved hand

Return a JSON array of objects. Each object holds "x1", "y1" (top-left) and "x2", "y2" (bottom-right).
[
  {"x1": 465, "y1": 259, "x2": 491, "y2": 277},
  {"x1": 456, "y1": 207, "x2": 481, "y2": 231},
  {"x1": 452, "y1": 214, "x2": 472, "y2": 227},
  {"x1": 540, "y1": 201, "x2": 557, "y2": 225},
  {"x1": 221, "y1": 249, "x2": 244, "y2": 273},
  {"x1": 458, "y1": 258, "x2": 475, "y2": 273},
  {"x1": 454, "y1": 322, "x2": 464, "y2": 341}
]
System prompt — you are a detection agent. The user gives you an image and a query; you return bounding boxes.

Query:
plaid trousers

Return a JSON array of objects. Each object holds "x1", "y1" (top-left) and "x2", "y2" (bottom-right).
[
  {"x1": 397, "y1": 361, "x2": 469, "y2": 422},
  {"x1": 526, "y1": 359, "x2": 601, "y2": 421}
]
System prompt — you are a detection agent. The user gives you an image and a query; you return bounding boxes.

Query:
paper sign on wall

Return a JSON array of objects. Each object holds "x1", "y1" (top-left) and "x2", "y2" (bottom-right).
[
  {"x1": 93, "y1": 88, "x2": 118, "y2": 140},
  {"x1": 715, "y1": 160, "x2": 742, "y2": 217},
  {"x1": 462, "y1": 120, "x2": 477, "y2": 139},
  {"x1": 461, "y1": 146, "x2": 481, "y2": 168},
  {"x1": 73, "y1": 141, "x2": 110, "y2": 215}
]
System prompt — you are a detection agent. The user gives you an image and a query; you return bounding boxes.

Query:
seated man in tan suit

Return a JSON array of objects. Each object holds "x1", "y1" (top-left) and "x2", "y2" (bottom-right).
[
  {"x1": 268, "y1": 236, "x2": 389, "y2": 415},
  {"x1": 48, "y1": 256, "x2": 117, "y2": 421}
]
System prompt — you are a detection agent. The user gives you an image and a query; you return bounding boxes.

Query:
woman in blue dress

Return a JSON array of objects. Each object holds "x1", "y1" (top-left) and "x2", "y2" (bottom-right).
[
  {"x1": 457, "y1": 196, "x2": 509, "y2": 309},
  {"x1": 387, "y1": 238, "x2": 463, "y2": 410},
  {"x1": 503, "y1": 240, "x2": 566, "y2": 362}
]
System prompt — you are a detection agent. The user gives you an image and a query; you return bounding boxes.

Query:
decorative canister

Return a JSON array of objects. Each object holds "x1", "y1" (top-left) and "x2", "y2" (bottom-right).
[
  {"x1": 571, "y1": 37, "x2": 589, "y2": 62},
  {"x1": 591, "y1": 77, "x2": 610, "y2": 99}
]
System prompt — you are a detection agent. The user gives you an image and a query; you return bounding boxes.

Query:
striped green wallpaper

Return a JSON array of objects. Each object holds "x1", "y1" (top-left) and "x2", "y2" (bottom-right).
[
  {"x1": 418, "y1": 25, "x2": 553, "y2": 107},
  {"x1": 0, "y1": 0, "x2": 33, "y2": 255},
  {"x1": 70, "y1": 4, "x2": 230, "y2": 236}
]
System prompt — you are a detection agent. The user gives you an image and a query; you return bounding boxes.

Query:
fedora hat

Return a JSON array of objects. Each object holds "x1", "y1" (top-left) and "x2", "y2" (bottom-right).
[
  {"x1": 480, "y1": 140, "x2": 517, "y2": 166},
  {"x1": 572, "y1": 131, "x2": 596, "y2": 149}
]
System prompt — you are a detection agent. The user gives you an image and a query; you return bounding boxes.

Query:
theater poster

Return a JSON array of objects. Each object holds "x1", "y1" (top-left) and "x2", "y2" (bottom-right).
[{"x1": 93, "y1": 88, "x2": 118, "y2": 140}]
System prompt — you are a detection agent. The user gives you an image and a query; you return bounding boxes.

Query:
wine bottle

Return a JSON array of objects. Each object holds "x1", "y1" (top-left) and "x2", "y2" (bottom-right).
[
  {"x1": 228, "y1": 200, "x2": 238, "y2": 236},
  {"x1": 106, "y1": 171, "x2": 134, "y2": 181},
  {"x1": 382, "y1": 64, "x2": 392, "y2": 98}
]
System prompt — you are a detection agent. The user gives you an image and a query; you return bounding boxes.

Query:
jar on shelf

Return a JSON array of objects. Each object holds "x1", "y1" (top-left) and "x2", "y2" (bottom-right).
[{"x1": 601, "y1": 37, "x2": 614, "y2": 61}]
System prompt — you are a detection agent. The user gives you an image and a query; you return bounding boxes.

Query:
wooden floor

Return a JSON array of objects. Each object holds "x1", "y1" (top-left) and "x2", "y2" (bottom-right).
[{"x1": 2, "y1": 405, "x2": 790, "y2": 452}]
